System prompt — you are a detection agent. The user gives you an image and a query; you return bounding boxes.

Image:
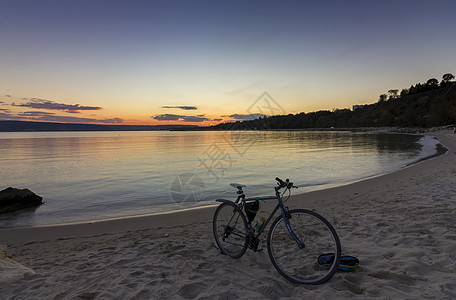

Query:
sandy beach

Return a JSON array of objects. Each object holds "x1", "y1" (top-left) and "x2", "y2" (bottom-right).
[{"x1": 1, "y1": 129, "x2": 455, "y2": 299}]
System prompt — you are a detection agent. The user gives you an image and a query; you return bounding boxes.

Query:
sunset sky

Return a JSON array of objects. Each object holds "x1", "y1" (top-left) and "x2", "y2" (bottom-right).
[{"x1": 1, "y1": 0, "x2": 455, "y2": 126}]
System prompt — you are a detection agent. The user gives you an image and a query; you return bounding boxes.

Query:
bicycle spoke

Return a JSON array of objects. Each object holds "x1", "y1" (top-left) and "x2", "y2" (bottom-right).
[
  {"x1": 224, "y1": 227, "x2": 247, "y2": 239},
  {"x1": 219, "y1": 239, "x2": 246, "y2": 248},
  {"x1": 267, "y1": 209, "x2": 341, "y2": 284},
  {"x1": 213, "y1": 202, "x2": 249, "y2": 259}
]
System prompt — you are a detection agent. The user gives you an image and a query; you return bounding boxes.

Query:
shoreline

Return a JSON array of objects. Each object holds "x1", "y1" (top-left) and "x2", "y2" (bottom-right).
[
  {"x1": 0, "y1": 130, "x2": 450, "y2": 244},
  {"x1": 0, "y1": 129, "x2": 441, "y2": 230},
  {"x1": 1, "y1": 129, "x2": 455, "y2": 299}
]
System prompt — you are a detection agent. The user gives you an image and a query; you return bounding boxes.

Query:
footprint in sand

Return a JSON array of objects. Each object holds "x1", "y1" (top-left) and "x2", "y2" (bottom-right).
[
  {"x1": 177, "y1": 282, "x2": 207, "y2": 299},
  {"x1": 369, "y1": 271, "x2": 417, "y2": 285},
  {"x1": 331, "y1": 278, "x2": 364, "y2": 295}
]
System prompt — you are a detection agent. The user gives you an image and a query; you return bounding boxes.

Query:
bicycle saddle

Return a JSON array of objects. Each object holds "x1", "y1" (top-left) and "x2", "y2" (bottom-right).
[{"x1": 229, "y1": 183, "x2": 246, "y2": 188}]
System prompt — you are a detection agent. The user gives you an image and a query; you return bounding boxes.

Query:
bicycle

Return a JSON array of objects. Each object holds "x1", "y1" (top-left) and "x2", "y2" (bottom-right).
[{"x1": 212, "y1": 177, "x2": 341, "y2": 285}]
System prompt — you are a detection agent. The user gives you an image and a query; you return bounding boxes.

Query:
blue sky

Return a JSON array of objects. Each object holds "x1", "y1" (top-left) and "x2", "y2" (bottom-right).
[{"x1": 1, "y1": 0, "x2": 455, "y2": 125}]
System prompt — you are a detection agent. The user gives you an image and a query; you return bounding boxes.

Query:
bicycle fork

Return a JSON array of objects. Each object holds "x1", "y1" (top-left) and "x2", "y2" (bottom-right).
[{"x1": 282, "y1": 207, "x2": 305, "y2": 249}]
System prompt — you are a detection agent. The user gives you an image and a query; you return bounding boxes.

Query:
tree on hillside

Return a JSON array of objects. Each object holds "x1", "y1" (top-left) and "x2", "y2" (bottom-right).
[
  {"x1": 400, "y1": 88, "x2": 409, "y2": 97},
  {"x1": 378, "y1": 94, "x2": 388, "y2": 102},
  {"x1": 442, "y1": 73, "x2": 455, "y2": 83},
  {"x1": 388, "y1": 89, "x2": 399, "y2": 99},
  {"x1": 441, "y1": 73, "x2": 455, "y2": 88},
  {"x1": 426, "y1": 78, "x2": 439, "y2": 90}
]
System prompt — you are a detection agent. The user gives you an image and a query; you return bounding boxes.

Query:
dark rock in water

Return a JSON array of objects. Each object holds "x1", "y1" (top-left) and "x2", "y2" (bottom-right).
[{"x1": 0, "y1": 187, "x2": 43, "y2": 214}]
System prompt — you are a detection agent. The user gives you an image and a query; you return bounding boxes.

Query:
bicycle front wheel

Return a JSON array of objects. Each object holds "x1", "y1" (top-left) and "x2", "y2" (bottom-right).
[
  {"x1": 213, "y1": 201, "x2": 249, "y2": 259},
  {"x1": 267, "y1": 209, "x2": 341, "y2": 284}
]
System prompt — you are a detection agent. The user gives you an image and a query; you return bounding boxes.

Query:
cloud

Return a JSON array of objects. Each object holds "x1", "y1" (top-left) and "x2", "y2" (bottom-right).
[
  {"x1": 152, "y1": 114, "x2": 209, "y2": 122},
  {"x1": 5, "y1": 95, "x2": 11, "y2": 97},
  {"x1": 0, "y1": 101, "x2": 4, "y2": 104},
  {"x1": 153, "y1": 114, "x2": 182, "y2": 121},
  {"x1": 12, "y1": 113, "x2": 123, "y2": 124},
  {"x1": 47, "y1": 116, "x2": 122, "y2": 124},
  {"x1": 0, "y1": 111, "x2": 13, "y2": 118},
  {"x1": 13, "y1": 98, "x2": 102, "y2": 112},
  {"x1": 225, "y1": 114, "x2": 264, "y2": 120},
  {"x1": 181, "y1": 115, "x2": 208, "y2": 122},
  {"x1": 18, "y1": 111, "x2": 55, "y2": 117},
  {"x1": 162, "y1": 106, "x2": 198, "y2": 110},
  {"x1": 99, "y1": 118, "x2": 123, "y2": 124},
  {"x1": 0, "y1": 108, "x2": 11, "y2": 113}
]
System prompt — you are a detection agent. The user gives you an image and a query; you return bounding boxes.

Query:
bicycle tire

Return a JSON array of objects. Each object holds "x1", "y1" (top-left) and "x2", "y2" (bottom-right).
[
  {"x1": 213, "y1": 201, "x2": 249, "y2": 259},
  {"x1": 267, "y1": 209, "x2": 341, "y2": 284}
]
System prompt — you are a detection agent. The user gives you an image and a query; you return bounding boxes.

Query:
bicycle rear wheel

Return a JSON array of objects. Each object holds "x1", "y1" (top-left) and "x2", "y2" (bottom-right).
[
  {"x1": 267, "y1": 209, "x2": 341, "y2": 284},
  {"x1": 213, "y1": 201, "x2": 249, "y2": 259}
]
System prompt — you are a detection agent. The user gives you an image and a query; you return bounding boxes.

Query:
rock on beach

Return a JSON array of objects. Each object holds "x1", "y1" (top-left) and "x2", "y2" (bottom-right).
[{"x1": 0, "y1": 187, "x2": 43, "y2": 214}]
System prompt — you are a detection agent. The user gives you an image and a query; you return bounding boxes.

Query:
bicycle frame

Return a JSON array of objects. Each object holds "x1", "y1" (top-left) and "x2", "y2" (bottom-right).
[{"x1": 242, "y1": 192, "x2": 304, "y2": 249}]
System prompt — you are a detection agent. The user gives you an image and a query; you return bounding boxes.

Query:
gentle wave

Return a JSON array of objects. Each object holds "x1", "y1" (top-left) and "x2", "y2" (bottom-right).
[{"x1": 0, "y1": 131, "x2": 438, "y2": 227}]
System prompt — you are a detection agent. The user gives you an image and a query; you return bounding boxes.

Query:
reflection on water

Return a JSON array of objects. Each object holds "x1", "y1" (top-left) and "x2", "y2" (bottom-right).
[{"x1": 0, "y1": 131, "x2": 430, "y2": 227}]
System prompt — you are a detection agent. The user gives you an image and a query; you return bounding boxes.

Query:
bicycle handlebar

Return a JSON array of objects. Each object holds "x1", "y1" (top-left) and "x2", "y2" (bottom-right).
[{"x1": 275, "y1": 177, "x2": 298, "y2": 191}]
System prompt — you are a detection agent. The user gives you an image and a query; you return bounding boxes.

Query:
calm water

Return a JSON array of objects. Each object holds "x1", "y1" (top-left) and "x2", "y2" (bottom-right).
[{"x1": 0, "y1": 130, "x2": 437, "y2": 227}]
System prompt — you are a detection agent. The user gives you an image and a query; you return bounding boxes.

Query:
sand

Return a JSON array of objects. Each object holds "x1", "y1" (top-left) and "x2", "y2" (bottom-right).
[{"x1": 1, "y1": 129, "x2": 455, "y2": 299}]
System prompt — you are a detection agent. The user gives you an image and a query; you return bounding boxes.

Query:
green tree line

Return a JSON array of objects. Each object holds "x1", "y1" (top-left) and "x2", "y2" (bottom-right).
[{"x1": 212, "y1": 73, "x2": 456, "y2": 130}]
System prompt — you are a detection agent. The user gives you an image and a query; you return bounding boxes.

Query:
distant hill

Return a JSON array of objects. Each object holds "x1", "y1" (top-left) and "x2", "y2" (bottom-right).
[
  {"x1": 212, "y1": 75, "x2": 456, "y2": 130},
  {"x1": 0, "y1": 121, "x2": 199, "y2": 132}
]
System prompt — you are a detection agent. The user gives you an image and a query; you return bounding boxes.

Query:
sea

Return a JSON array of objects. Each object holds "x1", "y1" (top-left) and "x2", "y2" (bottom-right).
[{"x1": 0, "y1": 130, "x2": 438, "y2": 228}]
